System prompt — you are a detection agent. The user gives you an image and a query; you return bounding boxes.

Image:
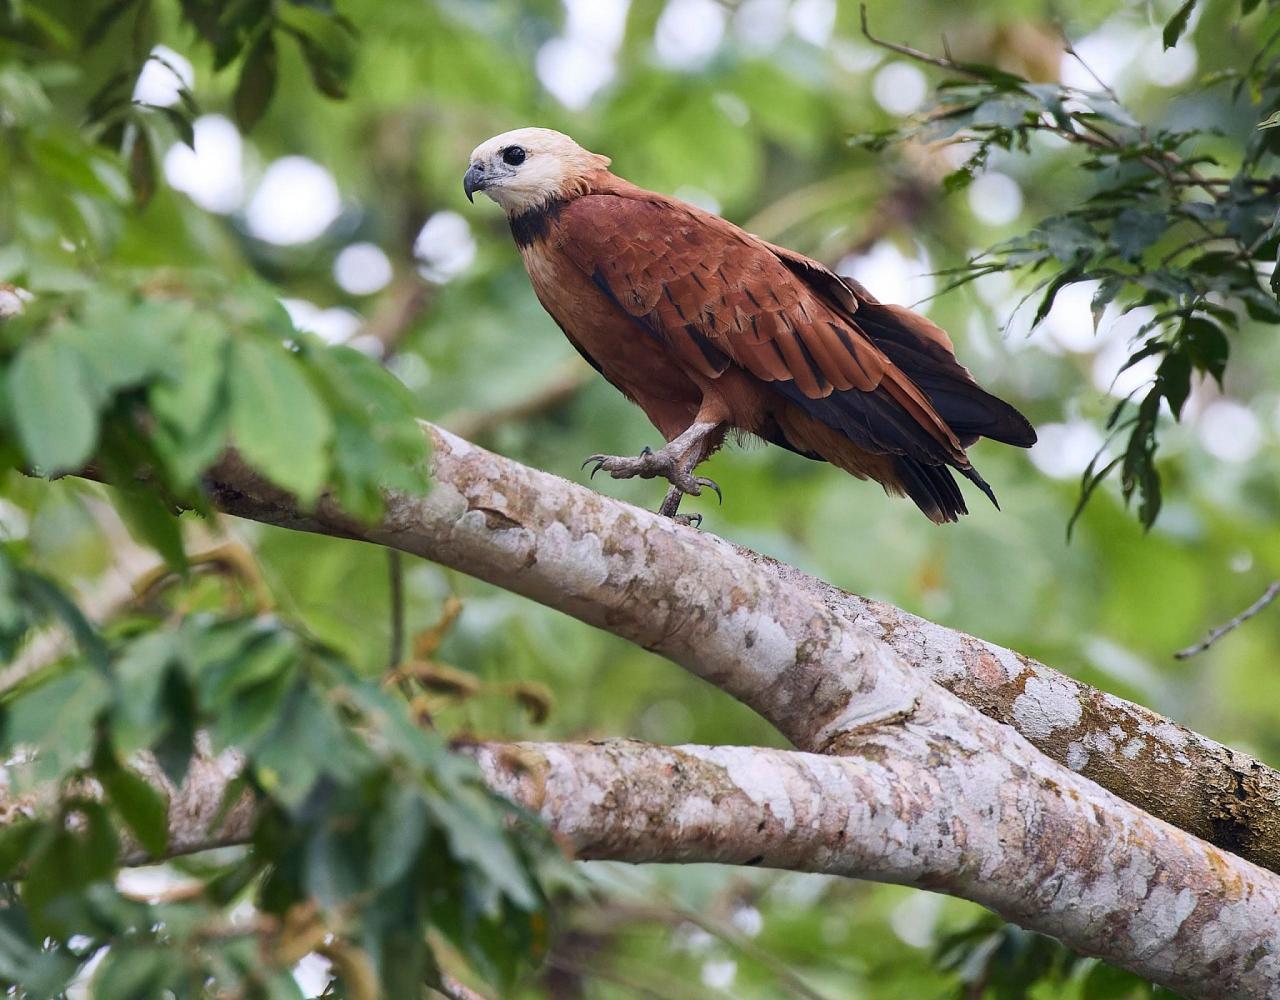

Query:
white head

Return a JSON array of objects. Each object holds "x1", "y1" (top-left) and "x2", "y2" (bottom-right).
[{"x1": 463, "y1": 127, "x2": 611, "y2": 215}]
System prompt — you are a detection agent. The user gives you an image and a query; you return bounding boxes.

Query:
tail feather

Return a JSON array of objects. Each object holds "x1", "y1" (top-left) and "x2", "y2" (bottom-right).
[
  {"x1": 892, "y1": 456, "x2": 969, "y2": 524},
  {"x1": 854, "y1": 302, "x2": 1037, "y2": 449}
]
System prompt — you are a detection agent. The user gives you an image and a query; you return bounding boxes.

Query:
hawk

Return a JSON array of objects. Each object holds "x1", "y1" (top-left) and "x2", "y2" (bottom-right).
[{"x1": 464, "y1": 128, "x2": 1035, "y2": 523}]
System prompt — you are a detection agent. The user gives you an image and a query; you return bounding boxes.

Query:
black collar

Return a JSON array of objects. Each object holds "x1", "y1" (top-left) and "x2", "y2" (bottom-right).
[{"x1": 509, "y1": 197, "x2": 567, "y2": 248}]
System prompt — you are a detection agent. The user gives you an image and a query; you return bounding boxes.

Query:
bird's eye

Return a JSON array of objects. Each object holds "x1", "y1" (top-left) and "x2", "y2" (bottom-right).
[{"x1": 502, "y1": 145, "x2": 527, "y2": 166}]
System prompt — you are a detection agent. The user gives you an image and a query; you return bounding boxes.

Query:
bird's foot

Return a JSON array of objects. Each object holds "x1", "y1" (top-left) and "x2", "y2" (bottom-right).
[
  {"x1": 581, "y1": 446, "x2": 721, "y2": 502},
  {"x1": 670, "y1": 512, "x2": 703, "y2": 528}
]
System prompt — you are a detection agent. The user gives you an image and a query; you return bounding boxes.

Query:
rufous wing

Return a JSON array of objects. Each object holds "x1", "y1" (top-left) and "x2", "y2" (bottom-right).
[{"x1": 552, "y1": 191, "x2": 1033, "y2": 521}]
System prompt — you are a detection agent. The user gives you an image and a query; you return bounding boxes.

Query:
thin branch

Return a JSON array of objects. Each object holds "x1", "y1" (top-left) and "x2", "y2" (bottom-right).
[
  {"x1": 1062, "y1": 34, "x2": 1120, "y2": 104},
  {"x1": 861, "y1": 5, "x2": 1226, "y2": 200},
  {"x1": 387, "y1": 549, "x2": 405, "y2": 670},
  {"x1": 435, "y1": 975, "x2": 492, "y2": 1000},
  {"x1": 858, "y1": 4, "x2": 980, "y2": 76},
  {"x1": 1175, "y1": 581, "x2": 1280, "y2": 659}
]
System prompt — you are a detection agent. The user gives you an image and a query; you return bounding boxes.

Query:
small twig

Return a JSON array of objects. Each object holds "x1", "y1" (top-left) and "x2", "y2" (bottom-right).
[
  {"x1": 1061, "y1": 34, "x2": 1121, "y2": 105},
  {"x1": 436, "y1": 976, "x2": 491, "y2": 1000},
  {"x1": 388, "y1": 549, "x2": 405, "y2": 671},
  {"x1": 863, "y1": 5, "x2": 1227, "y2": 202},
  {"x1": 1175, "y1": 581, "x2": 1280, "y2": 659},
  {"x1": 859, "y1": 4, "x2": 982, "y2": 76}
]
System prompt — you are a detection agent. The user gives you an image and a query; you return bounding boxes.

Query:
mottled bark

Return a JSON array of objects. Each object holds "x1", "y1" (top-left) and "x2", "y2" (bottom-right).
[
  {"x1": 195, "y1": 423, "x2": 1280, "y2": 877},
  {"x1": 12, "y1": 737, "x2": 1278, "y2": 998},
  {"x1": 759, "y1": 561, "x2": 1280, "y2": 876},
  {"x1": 475, "y1": 740, "x2": 1280, "y2": 1000}
]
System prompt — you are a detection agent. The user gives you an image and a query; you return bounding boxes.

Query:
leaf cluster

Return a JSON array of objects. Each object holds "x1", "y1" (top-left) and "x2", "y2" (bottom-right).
[
  {"x1": 0, "y1": 4, "x2": 565, "y2": 995},
  {"x1": 0, "y1": 277, "x2": 429, "y2": 562},
  {"x1": 935, "y1": 915, "x2": 1163, "y2": 999},
  {"x1": 857, "y1": 0, "x2": 1280, "y2": 531},
  {"x1": 0, "y1": 550, "x2": 560, "y2": 998}
]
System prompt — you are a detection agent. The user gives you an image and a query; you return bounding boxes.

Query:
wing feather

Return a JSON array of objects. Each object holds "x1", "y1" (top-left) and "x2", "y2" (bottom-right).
[{"x1": 556, "y1": 193, "x2": 983, "y2": 471}]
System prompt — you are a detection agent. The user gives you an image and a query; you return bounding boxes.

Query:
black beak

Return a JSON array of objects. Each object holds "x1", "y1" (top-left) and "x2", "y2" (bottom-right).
[{"x1": 463, "y1": 163, "x2": 486, "y2": 203}]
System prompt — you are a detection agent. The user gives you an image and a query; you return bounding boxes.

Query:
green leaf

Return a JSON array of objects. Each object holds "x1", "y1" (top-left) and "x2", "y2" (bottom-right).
[
  {"x1": 156, "y1": 106, "x2": 196, "y2": 150},
  {"x1": 91, "y1": 945, "x2": 182, "y2": 999},
  {"x1": 22, "y1": 799, "x2": 120, "y2": 937},
  {"x1": 427, "y1": 789, "x2": 539, "y2": 912},
  {"x1": 62, "y1": 297, "x2": 183, "y2": 397},
  {"x1": 0, "y1": 820, "x2": 42, "y2": 878},
  {"x1": 6, "y1": 336, "x2": 99, "y2": 473},
  {"x1": 109, "y1": 487, "x2": 186, "y2": 571},
  {"x1": 1090, "y1": 276, "x2": 1123, "y2": 331},
  {"x1": 1111, "y1": 209, "x2": 1166, "y2": 262},
  {"x1": 1156, "y1": 350, "x2": 1191, "y2": 419},
  {"x1": 96, "y1": 749, "x2": 170, "y2": 857},
  {"x1": 1183, "y1": 317, "x2": 1229, "y2": 385},
  {"x1": 277, "y1": 4, "x2": 357, "y2": 99},
  {"x1": 82, "y1": 0, "x2": 143, "y2": 49},
  {"x1": 234, "y1": 32, "x2": 277, "y2": 132},
  {"x1": 150, "y1": 315, "x2": 231, "y2": 487},
  {"x1": 0, "y1": 670, "x2": 111, "y2": 784},
  {"x1": 110, "y1": 631, "x2": 179, "y2": 757},
  {"x1": 151, "y1": 668, "x2": 198, "y2": 787},
  {"x1": 127, "y1": 127, "x2": 157, "y2": 207},
  {"x1": 1040, "y1": 216, "x2": 1098, "y2": 263},
  {"x1": 228, "y1": 338, "x2": 333, "y2": 504},
  {"x1": 252, "y1": 686, "x2": 364, "y2": 810},
  {"x1": 1032, "y1": 268, "x2": 1082, "y2": 328},
  {"x1": 18, "y1": 569, "x2": 111, "y2": 675},
  {"x1": 300, "y1": 341, "x2": 429, "y2": 520},
  {"x1": 370, "y1": 785, "x2": 428, "y2": 890},
  {"x1": 198, "y1": 627, "x2": 297, "y2": 708},
  {"x1": 1163, "y1": 0, "x2": 1199, "y2": 49}
]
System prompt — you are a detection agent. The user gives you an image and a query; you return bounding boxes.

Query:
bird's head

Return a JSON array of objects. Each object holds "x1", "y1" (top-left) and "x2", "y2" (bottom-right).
[{"x1": 464, "y1": 127, "x2": 611, "y2": 215}]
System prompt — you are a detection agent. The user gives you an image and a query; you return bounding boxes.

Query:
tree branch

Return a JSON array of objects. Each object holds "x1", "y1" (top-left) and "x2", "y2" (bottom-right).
[
  {"x1": 184, "y1": 423, "x2": 1280, "y2": 878},
  {"x1": 12, "y1": 737, "x2": 1280, "y2": 998},
  {"x1": 474, "y1": 740, "x2": 1280, "y2": 1000},
  {"x1": 1175, "y1": 581, "x2": 1280, "y2": 659}
]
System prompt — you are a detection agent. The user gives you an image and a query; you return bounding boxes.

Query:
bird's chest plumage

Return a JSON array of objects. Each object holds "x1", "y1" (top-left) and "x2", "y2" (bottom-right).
[{"x1": 520, "y1": 235, "x2": 704, "y2": 438}]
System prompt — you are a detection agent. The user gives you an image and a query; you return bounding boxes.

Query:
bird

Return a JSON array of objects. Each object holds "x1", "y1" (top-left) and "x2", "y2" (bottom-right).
[{"x1": 463, "y1": 127, "x2": 1036, "y2": 524}]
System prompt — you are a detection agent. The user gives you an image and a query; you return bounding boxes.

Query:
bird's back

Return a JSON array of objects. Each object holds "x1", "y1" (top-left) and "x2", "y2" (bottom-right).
[{"x1": 516, "y1": 174, "x2": 1034, "y2": 522}]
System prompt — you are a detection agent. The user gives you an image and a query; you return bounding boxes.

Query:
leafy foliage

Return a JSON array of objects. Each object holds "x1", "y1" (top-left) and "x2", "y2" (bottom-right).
[
  {"x1": 0, "y1": 2, "x2": 558, "y2": 996},
  {"x1": 0, "y1": 549, "x2": 557, "y2": 997},
  {"x1": 935, "y1": 916, "x2": 1163, "y2": 999},
  {"x1": 858, "y1": 1, "x2": 1280, "y2": 530}
]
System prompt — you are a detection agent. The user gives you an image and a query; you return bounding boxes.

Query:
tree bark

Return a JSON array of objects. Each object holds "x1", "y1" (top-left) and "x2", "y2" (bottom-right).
[
  {"x1": 14, "y1": 737, "x2": 1280, "y2": 998},
  {"x1": 475, "y1": 740, "x2": 1280, "y2": 1000},
  {"x1": 195, "y1": 422, "x2": 1280, "y2": 876}
]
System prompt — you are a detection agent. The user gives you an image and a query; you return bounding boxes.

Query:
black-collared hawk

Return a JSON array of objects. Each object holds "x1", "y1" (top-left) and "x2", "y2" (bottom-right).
[{"x1": 463, "y1": 127, "x2": 1036, "y2": 524}]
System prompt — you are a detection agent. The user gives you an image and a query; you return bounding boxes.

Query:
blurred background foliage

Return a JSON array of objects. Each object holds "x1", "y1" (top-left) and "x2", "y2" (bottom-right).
[{"x1": 1, "y1": 0, "x2": 1278, "y2": 995}]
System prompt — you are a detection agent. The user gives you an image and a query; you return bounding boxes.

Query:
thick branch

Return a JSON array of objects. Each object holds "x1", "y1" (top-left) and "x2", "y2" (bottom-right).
[
  {"x1": 475, "y1": 740, "x2": 1280, "y2": 999},
  {"x1": 16, "y1": 738, "x2": 1280, "y2": 998},
  {"x1": 191, "y1": 423, "x2": 1280, "y2": 876}
]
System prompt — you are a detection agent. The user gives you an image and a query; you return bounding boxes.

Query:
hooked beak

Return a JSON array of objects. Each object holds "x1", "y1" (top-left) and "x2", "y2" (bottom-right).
[{"x1": 463, "y1": 163, "x2": 486, "y2": 203}]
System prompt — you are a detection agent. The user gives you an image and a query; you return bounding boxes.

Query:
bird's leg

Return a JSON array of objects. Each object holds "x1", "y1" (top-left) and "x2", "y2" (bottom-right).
[
  {"x1": 582, "y1": 420, "x2": 724, "y2": 513},
  {"x1": 658, "y1": 484, "x2": 691, "y2": 520}
]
